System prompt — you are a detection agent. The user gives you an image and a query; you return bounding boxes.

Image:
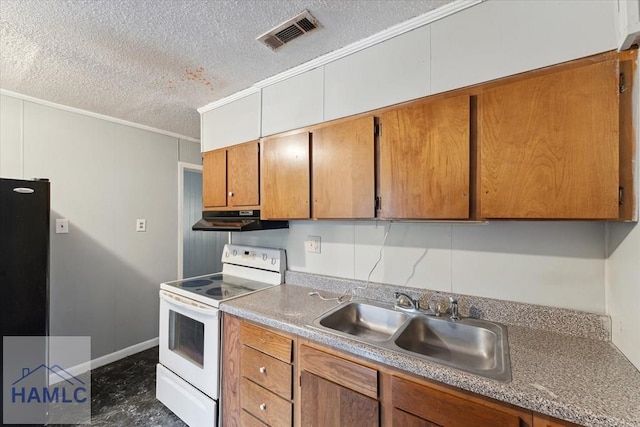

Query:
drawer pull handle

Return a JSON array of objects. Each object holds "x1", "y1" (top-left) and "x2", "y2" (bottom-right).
[
  {"x1": 259, "y1": 403, "x2": 267, "y2": 411},
  {"x1": 259, "y1": 366, "x2": 266, "y2": 374}
]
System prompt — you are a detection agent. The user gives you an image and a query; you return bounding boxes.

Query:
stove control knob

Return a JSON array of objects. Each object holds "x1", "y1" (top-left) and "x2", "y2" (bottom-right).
[
  {"x1": 271, "y1": 258, "x2": 277, "y2": 265},
  {"x1": 232, "y1": 249, "x2": 237, "y2": 256},
  {"x1": 224, "y1": 251, "x2": 229, "y2": 258},
  {"x1": 262, "y1": 253, "x2": 268, "y2": 261}
]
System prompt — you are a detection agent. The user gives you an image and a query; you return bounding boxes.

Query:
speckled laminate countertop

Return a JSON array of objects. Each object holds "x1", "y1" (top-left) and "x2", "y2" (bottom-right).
[{"x1": 220, "y1": 282, "x2": 640, "y2": 427}]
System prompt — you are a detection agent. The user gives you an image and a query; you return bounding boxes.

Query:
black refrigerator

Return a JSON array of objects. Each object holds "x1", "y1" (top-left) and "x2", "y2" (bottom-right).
[{"x1": 1, "y1": 178, "x2": 50, "y2": 424}]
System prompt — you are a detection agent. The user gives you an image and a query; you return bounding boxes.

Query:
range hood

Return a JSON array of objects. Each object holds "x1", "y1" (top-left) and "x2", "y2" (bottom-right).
[{"x1": 192, "y1": 210, "x2": 288, "y2": 232}]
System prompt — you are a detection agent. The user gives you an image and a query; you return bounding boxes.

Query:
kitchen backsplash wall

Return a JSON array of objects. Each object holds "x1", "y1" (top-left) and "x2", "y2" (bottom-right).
[{"x1": 232, "y1": 220, "x2": 606, "y2": 313}]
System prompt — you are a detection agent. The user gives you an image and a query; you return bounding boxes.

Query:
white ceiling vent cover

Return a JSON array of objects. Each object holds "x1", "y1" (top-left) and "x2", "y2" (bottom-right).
[{"x1": 257, "y1": 10, "x2": 320, "y2": 51}]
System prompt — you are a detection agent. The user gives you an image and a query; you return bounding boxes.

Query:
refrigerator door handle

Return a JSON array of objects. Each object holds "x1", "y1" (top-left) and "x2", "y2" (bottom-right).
[{"x1": 13, "y1": 187, "x2": 35, "y2": 194}]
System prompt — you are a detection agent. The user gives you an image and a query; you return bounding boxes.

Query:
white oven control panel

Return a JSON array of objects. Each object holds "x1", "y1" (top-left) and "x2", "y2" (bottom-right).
[{"x1": 221, "y1": 244, "x2": 286, "y2": 275}]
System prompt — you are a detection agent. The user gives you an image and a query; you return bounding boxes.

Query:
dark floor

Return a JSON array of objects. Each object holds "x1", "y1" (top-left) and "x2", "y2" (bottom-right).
[
  {"x1": 53, "y1": 346, "x2": 187, "y2": 426},
  {"x1": 89, "y1": 346, "x2": 186, "y2": 427}
]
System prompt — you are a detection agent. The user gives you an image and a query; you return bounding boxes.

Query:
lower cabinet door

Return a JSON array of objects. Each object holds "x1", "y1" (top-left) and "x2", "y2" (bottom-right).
[
  {"x1": 391, "y1": 376, "x2": 522, "y2": 427},
  {"x1": 300, "y1": 370, "x2": 379, "y2": 427}
]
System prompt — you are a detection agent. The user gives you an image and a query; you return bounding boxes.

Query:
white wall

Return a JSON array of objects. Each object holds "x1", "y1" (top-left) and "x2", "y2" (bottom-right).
[
  {"x1": 605, "y1": 52, "x2": 640, "y2": 370},
  {"x1": 607, "y1": 223, "x2": 640, "y2": 369},
  {"x1": 0, "y1": 93, "x2": 197, "y2": 359},
  {"x1": 233, "y1": 220, "x2": 606, "y2": 313}
]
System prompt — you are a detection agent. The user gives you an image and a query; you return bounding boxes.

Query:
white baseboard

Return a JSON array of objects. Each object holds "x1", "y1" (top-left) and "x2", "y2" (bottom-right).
[{"x1": 49, "y1": 337, "x2": 158, "y2": 385}]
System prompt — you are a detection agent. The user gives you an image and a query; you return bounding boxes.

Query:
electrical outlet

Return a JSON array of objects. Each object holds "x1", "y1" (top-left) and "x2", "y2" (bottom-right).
[
  {"x1": 55, "y1": 218, "x2": 69, "y2": 234},
  {"x1": 305, "y1": 235, "x2": 321, "y2": 253},
  {"x1": 136, "y1": 219, "x2": 147, "y2": 232}
]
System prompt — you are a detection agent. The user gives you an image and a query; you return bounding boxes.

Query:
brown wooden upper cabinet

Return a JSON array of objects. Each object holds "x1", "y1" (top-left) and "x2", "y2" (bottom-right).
[
  {"x1": 312, "y1": 116, "x2": 376, "y2": 219},
  {"x1": 260, "y1": 132, "x2": 311, "y2": 219},
  {"x1": 379, "y1": 94, "x2": 471, "y2": 219},
  {"x1": 203, "y1": 140, "x2": 259, "y2": 209},
  {"x1": 478, "y1": 59, "x2": 620, "y2": 219}
]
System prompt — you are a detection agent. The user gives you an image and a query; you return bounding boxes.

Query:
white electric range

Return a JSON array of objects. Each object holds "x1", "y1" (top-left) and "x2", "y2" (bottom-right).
[{"x1": 156, "y1": 244, "x2": 286, "y2": 427}]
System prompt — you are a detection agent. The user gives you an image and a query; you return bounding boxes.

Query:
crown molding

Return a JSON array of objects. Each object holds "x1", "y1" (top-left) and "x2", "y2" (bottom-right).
[
  {"x1": 197, "y1": 0, "x2": 483, "y2": 114},
  {"x1": 1, "y1": 89, "x2": 200, "y2": 143}
]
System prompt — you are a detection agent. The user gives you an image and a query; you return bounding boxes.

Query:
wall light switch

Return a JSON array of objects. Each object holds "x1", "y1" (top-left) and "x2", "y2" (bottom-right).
[
  {"x1": 136, "y1": 219, "x2": 147, "y2": 232},
  {"x1": 55, "y1": 218, "x2": 69, "y2": 234}
]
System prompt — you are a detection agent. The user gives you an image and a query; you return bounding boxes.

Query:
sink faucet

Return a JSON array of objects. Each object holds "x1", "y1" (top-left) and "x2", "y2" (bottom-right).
[
  {"x1": 394, "y1": 292, "x2": 419, "y2": 311},
  {"x1": 424, "y1": 292, "x2": 444, "y2": 316},
  {"x1": 395, "y1": 292, "x2": 460, "y2": 320},
  {"x1": 395, "y1": 292, "x2": 441, "y2": 316}
]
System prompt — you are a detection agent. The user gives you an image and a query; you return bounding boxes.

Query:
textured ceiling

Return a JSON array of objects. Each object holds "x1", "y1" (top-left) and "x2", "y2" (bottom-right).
[{"x1": 0, "y1": 0, "x2": 455, "y2": 140}]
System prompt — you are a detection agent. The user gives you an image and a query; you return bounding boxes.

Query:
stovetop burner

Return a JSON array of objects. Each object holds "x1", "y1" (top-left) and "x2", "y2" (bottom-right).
[
  {"x1": 161, "y1": 272, "x2": 276, "y2": 307},
  {"x1": 205, "y1": 288, "x2": 226, "y2": 297},
  {"x1": 181, "y1": 279, "x2": 213, "y2": 288}
]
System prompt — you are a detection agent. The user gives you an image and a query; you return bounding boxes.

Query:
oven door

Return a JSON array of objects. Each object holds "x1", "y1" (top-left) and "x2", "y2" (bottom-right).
[{"x1": 159, "y1": 290, "x2": 219, "y2": 399}]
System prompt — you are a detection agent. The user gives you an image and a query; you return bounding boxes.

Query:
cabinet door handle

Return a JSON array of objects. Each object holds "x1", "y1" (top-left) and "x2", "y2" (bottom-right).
[
  {"x1": 228, "y1": 191, "x2": 234, "y2": 197},
  {"x1": 259, "y1": 366, "x2": 266, "y2": 374},
  {"x1": 259, "y1": 403, "x2": 267, "y2": 411}
]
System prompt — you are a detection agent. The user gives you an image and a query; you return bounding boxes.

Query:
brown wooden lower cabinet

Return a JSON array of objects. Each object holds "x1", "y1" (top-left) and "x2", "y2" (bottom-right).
[
  {"x1": 241, "y1": 410, "x2": 269, "y2": 427},
  {"x1": 241, "y1": 377, "x2": 292, "y2": 427},
  {"x1": 533, "y1": 414, "x2": 582, "y2": 427},
  {"x1": 300, "y1": 370, "x2": 379, "y2": 426},
  {"x1": 221, "y1": 314, "x2": 584, "y2": 427},
  {"x1": 391, "y1": 376, "x2": 530, "y2": 427},
  {"x1": 393, "y1": 408, "x2": 443, "y2": 427}
]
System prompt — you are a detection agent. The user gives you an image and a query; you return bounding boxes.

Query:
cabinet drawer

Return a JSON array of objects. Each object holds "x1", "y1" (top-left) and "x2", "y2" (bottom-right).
[
  {"x1": 241, "y1": 377, "x2": 292, "y2": 427},
  {"x1": 241, "y1": 321, "x2": 292, "y2": 363},
  {"x1": 392, "y1": 376, "x2": 520, "y2": 427},
  {"x1": 299, "y1": 344, "x2": 378, "y2": 399},
  {"x1": 241, "y1": 345, "x2": 292, "y2": 399},
  {"x1": 241, "y1": 410, "x2": 269, "y2": 427},
  {"x1": 533, "y1": 414, "x2": 581, "y2": 427}
]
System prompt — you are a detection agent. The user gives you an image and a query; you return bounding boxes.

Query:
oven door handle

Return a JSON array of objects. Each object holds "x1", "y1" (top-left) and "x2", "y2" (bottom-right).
[{"x1": 159, "y1": 290, "x2": 218, "y2": 316}]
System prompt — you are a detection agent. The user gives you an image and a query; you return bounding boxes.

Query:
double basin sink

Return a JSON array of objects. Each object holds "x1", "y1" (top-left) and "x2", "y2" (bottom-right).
[{"x1": 311, "y1": 299, "x2": 511, "y2": 382}]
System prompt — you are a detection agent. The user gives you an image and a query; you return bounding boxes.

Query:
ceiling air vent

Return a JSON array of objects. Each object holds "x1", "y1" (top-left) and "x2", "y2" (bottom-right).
[{"x1": 257, "y1": 10, "x2": 320, "y2": 51}]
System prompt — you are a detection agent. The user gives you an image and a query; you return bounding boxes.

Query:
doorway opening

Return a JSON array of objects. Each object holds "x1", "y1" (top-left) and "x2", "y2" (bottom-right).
[{"x1": 178, "y1": 162, "x2": 227, "y2": 279}]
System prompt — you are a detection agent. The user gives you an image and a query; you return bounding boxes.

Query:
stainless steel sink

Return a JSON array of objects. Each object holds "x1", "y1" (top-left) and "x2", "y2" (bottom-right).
[
  {"x1": 311, "y1": 299, "x2": 511, "y2": 382},
  {"x1": 316, "y1": 301, "x2": 409, "y2": 341},
  {"x1": 394, "y1": 316, "x2": 510, "y2": 381}
]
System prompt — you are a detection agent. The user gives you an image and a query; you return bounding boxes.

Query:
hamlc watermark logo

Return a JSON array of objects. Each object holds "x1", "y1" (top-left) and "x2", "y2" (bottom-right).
[{"x1": 3, "y1": 336, "x2": 91, "y2": 424}]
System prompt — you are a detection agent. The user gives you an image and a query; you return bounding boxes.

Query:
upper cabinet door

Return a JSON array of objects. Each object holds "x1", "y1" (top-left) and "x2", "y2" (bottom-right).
[
  {"x1": 203, "y1": 149, "x2": 227, "y2": 209},
  {"x1": 312, "y1": 116, "x2": 375, "y2": 219},
  {"x1": 261, "y1": 132, "x2": 311, "y2": 219},
  {"x1": 261, "y1": 68, "x2": 324, "y2": 137},
  {"x1": 227, "y1": 141, "x2": 260, "y2": 207},
  {"x1": 324, "y1": 25, "x2": 430, "y2": 122},
  {"x1": 431, "y1": 0, "x2": 617, "y2": 94},
  {"x1": 201, "y1": 92, "x2": 261, "y2": 151},
  {"x1": 379, "y1": 95, "x2": 470, "y2": 219},
  {"x1": 479, "y1": 60, "x2": 619, "y2": 219}
]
